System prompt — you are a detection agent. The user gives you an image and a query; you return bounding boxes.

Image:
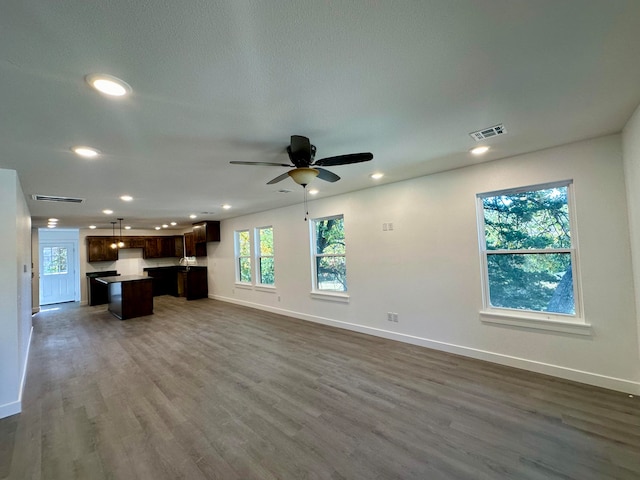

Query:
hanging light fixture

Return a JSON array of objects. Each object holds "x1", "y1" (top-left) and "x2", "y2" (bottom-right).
[
  {"x1": 110, "y1": 222, "x2": 117, "y2": 249},
  {"x1": 288, "y1": 167, "x2": 319, "y2": 186},
  {"x1": 117, "y1": 218, "x2": 125, "y2": 248}
]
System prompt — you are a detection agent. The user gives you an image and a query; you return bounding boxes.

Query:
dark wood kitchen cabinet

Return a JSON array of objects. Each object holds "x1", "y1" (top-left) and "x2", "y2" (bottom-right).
[
  {"x1": 184, "y1": 232, "x2": 196, "y2": 257},
  {"x1": 121, "y1": 236, "x2": 145, "y2": 249},
  {"x1": 143, "y1": 236, "x2": 183, "y2": 259},
  {"x1": 192, "y1": 221, "x2": 220, "y2": 243},
  {"x1": 88, "y1": 235, "x2": 183, "y2": 261},
  {"x1": 188, "y1": 221, "x2": 220, "y2": 257},
  {"x1": 87, "y1": 237, "x2": 118, "y2": 262}
]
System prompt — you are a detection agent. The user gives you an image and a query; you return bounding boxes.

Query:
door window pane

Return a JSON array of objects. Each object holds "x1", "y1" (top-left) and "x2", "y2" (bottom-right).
[{"x1": 43, "y1": 246, "x2": 68, "y2": 275}]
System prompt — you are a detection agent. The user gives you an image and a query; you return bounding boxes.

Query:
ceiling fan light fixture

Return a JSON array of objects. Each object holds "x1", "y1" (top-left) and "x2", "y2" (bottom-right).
[{"x1": 288, "y1": 167, "x2": 319, "y2": 186}]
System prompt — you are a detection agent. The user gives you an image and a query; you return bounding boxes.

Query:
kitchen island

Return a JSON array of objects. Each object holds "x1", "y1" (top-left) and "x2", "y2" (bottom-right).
[{"x1": 96, "y1": 275, "x2": 153, "y2": 320}]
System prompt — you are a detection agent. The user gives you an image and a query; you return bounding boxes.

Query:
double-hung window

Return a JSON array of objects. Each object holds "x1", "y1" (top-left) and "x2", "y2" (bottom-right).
[
  {"x1": 311, "y1": 215, "x2": 347, "y2": 292},
  {"x1": 235, "y1": 229, "x2": 252, "y2": 283},
  {"x1": 477, "y1": 180, "x2": 581, "y2": 319},
  {"x1": 256, "y1": 226, "x2": 275, "y2": 286}
]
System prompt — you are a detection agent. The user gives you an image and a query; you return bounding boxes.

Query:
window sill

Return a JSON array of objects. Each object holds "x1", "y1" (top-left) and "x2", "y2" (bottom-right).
[
  {"x1": 255, "y1": 284, "x2": 276, "y2": 293},
  {"x1": 480, "y1": 309, "x2": 592, "y2": 336},
  {"x1": 310, "y1": 291, "x2": 350, "y2": 303},
  {"x1": 234, "y1": 282, "x2": 253, "y2": 290}
]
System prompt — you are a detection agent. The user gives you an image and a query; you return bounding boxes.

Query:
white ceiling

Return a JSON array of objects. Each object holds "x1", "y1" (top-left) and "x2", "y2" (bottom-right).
[{"x1": 2, "y1": 0, "x2": 640, "y2": 230}]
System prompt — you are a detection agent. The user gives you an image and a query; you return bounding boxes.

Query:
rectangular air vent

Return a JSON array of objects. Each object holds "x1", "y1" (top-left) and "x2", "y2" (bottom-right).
[
  {"x1": 32, "y1": 194, "x2": 85, "y2": 203},
  {"x1": 469, "y1": 123, "x2": 507, "y2": 142}
]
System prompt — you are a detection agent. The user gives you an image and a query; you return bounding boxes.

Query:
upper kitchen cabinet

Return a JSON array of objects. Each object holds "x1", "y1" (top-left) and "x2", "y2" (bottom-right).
[
  {"x1": 192, "y1": 221, "x2": 220, "y2": 243},
  {"x1": 143, "y1": 236, "x2": 183, "y2": 259},
  {"x1": 188, "y1": 221, "x2": 220, "y2": 257},
  {"x1": 87, "y1": 237, "x2": 118, "y2": 262}
]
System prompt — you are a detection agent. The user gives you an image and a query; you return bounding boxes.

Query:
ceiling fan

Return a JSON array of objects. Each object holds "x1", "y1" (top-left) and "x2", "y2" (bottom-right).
[{"x1": 230, "y1": 135, "x2": 373, "y2": 187}]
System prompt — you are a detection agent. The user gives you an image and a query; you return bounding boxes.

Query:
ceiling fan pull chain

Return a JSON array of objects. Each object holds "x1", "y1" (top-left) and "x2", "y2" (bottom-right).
[{"x1": 303, "y1": 186, "x2": 309, "y2": 221}]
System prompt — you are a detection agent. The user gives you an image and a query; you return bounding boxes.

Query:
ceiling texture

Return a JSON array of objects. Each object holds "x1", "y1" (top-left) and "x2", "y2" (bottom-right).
[{"x1": 2, "y1": 0, "x2": 640, "y2": 230}]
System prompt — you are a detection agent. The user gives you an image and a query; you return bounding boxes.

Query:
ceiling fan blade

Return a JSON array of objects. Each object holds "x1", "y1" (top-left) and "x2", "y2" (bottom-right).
[
  {"x1": 316, "y1": 167, "x2": 340, "y2": 183},
  {"x1": 230, "y1": 161, "x2": 292, "y2": 167},
  {"x1": 266, "y1": 172, "x2": 291, "y2": 184},
  {"x1": 314, "y1": 152, "x2": 373, "y2": 167}
]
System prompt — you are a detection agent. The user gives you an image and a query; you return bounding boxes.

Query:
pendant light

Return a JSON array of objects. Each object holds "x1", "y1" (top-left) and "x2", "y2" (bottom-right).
[
  {"x1": 110, "y1": 222, "x2": 117, "y2": 249},
  {"x1": 117, "y1": 218, "x2": 125, "y2": 248}
]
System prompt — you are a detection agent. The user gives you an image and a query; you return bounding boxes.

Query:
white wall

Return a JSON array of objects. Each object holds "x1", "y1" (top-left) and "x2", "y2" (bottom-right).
[
  {"x1": 210, "y1": 135, "x2": 640, "y2": 394},
  {"x1": 0, "y1": 168, "x2": 32, "y2": 419},
  {"x1": 623, "y1": 103, "x2": 640, "y2": 360}
]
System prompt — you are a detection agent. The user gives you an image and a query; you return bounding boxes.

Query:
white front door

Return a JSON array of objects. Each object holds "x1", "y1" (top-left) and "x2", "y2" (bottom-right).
[{"x1": 40, "y1": 241, "x2": 77, "y2": 305}]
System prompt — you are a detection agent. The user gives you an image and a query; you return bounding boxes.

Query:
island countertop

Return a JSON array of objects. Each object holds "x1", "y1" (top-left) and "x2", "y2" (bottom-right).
[{"x1": 96, "y1": 275, "x2": 150, "y2": 284}]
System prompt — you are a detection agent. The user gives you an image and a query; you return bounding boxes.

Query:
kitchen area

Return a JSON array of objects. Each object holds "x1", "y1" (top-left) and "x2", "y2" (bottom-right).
[{"x1": 84, "y1": 221, "x2": 219, "y2": 319}]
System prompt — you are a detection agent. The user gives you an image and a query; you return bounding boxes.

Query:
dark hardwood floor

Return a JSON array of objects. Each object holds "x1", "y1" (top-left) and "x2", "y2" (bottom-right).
[{"x1": 1, "y1": 297, "x2": 639, "y2": 479}]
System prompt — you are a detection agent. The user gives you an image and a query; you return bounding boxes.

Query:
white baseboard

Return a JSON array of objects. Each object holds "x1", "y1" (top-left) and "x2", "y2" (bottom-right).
[
  {"x1": 0, "y1": 400, "x2": 21, "y2": 419},
  {"x1": 212, "y1": 294, "x2": 640, "y2": 395},
  {"x1": 32, "y1": 307, "x2": 40, "y2": 315},
  {"x1": 0, "y1": 326, "x2": 33, "y2": 420}
]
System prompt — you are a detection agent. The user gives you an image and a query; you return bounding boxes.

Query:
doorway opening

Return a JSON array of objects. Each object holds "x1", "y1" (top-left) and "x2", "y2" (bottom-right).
[{"x1": 38, "y1": 229, "x2": 80, "y2": 306}]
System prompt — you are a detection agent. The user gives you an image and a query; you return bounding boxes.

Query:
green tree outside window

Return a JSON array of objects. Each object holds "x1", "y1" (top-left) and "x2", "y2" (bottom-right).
[{"x1": 479, "y1": 183, "x2": 576, "y2": 315}]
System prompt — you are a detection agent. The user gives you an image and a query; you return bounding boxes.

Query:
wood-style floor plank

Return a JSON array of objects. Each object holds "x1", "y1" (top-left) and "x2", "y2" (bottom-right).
[{"x1": 1, "y1": 297, "x2": 639, "y2": 479}]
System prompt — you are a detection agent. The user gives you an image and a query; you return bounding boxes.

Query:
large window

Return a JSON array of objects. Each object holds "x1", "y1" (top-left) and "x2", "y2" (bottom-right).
[
  {"x1": 256, "y1": 226, "x2": 275, "y2": 286},
  {"x1": 477, "y1": 181, "x2": 580, "y2": 317},
  {"x1": 311, "y1": 215, "x2": 347, "y2": 292},
  {"x1": 235, "y1": 230, "x2": 251, "y2": 283}
]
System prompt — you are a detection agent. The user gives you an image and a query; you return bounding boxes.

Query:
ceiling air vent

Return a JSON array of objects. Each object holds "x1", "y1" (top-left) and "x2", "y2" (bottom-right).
[
  {"x1": 469, "y1": 123, "x2": 507, "y2": 142},
  {"x1": 32, "y1": 194, "x2": 85, "y2": 203}
]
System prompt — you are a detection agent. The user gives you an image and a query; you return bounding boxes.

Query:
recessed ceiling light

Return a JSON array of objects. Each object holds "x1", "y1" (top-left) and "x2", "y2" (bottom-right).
[
  {"x1": 72, "y1": 146, "x2": 100, "y2": 158},
  {"x1": 89, "y1": 225, "x2": 97, "y2": 229},
  {"x1": 85, "y1": 74, "x2": 131, "y2": 97},
  {"x1": 308, "y1": 189, "x2": 319, "y2": 195},
  {"x1": 124, "y1": 225, "x2": 131, "y2": 230},
  {"x1": 48, "y1": 218, "x2": 59, "y2": 222},
  {"x1": 155, "y1": 226, "x2": 161, "y2": 230},
  {"x1": 370, "y1": 173, "x2": 384, "y2": 180},
  {"x1": 120, "y1": 195, "x2": 133, "y2": 202},
  {"x1": 470, "y1": 146, "x2": 490, "y2": 156},
  {"x1": 162, "y1": 224, "x2": 168, "y2": 228},
  {"x1": 222, "y1": 204, "x2": 232, "y2": 210},
  {"x1": 189, "y1": 214, "x2": 197, "y2": 219},
  {"x1": 47, "y1": 224, "x2": 56, "y2": 228},
  {"x1": 103, "y1": 209, "x2": 113, "y2": 215},
  {"x1": 170, "y1": 222, "x2": 177, "y2": 226}
]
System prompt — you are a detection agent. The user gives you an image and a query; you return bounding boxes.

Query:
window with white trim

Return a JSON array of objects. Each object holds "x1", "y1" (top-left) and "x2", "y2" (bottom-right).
[
  {"x1": 235, "y1": 229, "x2": 251, "y2": 283},
  {"x1": 311, "y1": 215, "x2": 347, "y2": 292},
  {"x1": 477, "y1": 181, "x2": 581, "y2": 318},
  {"x1": 256, "y1": 226, "x2": 275, "y2": 286}
]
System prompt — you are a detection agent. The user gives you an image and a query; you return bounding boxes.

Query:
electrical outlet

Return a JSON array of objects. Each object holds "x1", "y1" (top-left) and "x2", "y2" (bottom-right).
[
  {"x1": 387, "y1": 312, "x2": 393, "y2": 322},
  {"x1": 393, "y1": 313, "x2": 399, "y2": 322},
  {"x1": 278, "y1": 295, "x2": 281, "y2": 302}
]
